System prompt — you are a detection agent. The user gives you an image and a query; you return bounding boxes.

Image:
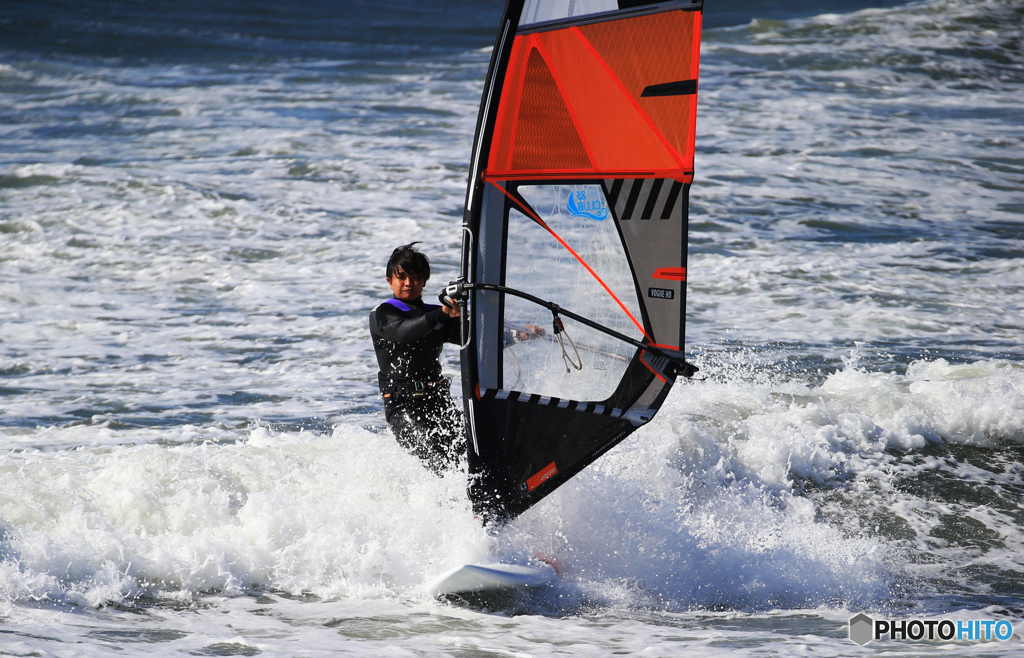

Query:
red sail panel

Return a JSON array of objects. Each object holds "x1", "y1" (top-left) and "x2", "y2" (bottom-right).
[
  {"x1": 511, "y1": 47, "x2": 593, "y2": 171},
  {"x1": 581, "y1": 10, "x2": 702, "y2": 173},
  {"x1": 485, "y1": 10, "x2": 701, "y2": 182}
]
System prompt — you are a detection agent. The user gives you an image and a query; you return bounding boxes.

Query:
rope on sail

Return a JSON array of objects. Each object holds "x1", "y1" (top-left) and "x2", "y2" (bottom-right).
[{"x1": 552, "y1": 312, "x2": 582, "y2": 372}]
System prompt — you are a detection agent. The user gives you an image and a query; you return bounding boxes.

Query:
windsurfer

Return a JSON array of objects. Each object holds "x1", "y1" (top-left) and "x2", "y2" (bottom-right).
[{"x1": 369, "y1": 243, "x2": 464, "y2": 473}]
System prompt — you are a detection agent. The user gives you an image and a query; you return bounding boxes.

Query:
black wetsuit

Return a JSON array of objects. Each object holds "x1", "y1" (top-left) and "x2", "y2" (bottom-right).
[{"x1": 368, "y1": 297, "x2": 464, "y2": 472}]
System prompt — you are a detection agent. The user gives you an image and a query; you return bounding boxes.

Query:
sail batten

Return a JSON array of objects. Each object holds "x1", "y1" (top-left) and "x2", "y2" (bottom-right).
[{"x1": 460, "y1": 0, "x2": 703, "y2": 523}]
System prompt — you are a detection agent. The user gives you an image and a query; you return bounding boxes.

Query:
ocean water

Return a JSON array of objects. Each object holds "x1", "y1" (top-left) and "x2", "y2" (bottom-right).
[{"x1": 2, "y1": 0, "x2": 1023, "y2": 655}]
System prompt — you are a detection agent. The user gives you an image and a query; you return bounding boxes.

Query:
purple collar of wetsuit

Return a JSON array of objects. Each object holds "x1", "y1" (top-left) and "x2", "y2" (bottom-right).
[{"x1": 384, "y1": 298, "x2": 439, "y2": 312}]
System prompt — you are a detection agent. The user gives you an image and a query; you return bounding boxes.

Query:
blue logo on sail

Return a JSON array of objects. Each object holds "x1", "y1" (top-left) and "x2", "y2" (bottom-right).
[{"x1": 567, "y1": 190, "x2": 607, "y2": 220}]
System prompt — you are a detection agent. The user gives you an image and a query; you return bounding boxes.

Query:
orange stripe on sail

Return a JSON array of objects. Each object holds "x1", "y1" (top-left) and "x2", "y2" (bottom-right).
[
  {"x1": 652, "y1": 267, "x2": 686, "y2": 281},
  {"x1": 482, "y1": 169, "x2": 693, "y2": 183}
]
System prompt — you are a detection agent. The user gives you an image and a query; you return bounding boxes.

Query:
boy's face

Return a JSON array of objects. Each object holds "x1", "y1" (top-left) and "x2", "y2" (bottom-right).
[{"x1": 387, "y1": 267, "x2": 425, "y2": 301}]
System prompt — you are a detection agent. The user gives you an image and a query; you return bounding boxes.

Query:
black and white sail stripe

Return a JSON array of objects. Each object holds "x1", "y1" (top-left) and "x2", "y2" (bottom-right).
[
  {"x1": 478, "y1": 388, "x2": 654, "y2": 426},
  {"x1": 603, "y1": 178, "x2": 686, "y2": 221}
]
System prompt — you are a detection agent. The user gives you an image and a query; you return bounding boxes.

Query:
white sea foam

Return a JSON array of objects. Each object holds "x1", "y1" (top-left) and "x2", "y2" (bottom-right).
[
  {"x1": 0, "y1": 425, "x2": 490, "y2": 608},
  {"x1": 3, "y1": 356, "x2": 1020, "y2": 617},
  {"x1": 504, "y1": 356, "x2": 1024, "y2": 612}
]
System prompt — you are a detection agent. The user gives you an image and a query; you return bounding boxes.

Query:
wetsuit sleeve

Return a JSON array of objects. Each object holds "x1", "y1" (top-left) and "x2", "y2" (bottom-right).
[
  {"x1": 444, "y1": 314, "x2": 461, "y2": 345},
  {"x1": 371, "y1": 304, "x2": 449, "y2": 344}
]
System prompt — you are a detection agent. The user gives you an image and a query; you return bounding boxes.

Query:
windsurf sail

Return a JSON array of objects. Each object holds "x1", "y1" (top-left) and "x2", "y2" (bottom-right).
[{"x1": 454, "y1": 0, "x2": 703, "y2": 523}]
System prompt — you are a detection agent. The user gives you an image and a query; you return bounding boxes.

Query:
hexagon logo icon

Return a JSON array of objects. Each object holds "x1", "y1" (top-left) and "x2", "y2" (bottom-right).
[{"x1": 849, "y1": 613, "x2": 874, "y2": 646}]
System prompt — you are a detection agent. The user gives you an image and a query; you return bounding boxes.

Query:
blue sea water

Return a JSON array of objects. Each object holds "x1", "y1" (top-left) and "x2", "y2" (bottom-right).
[{"x1": 2, "y1": 0, "x2": 1023, "y2": 656}]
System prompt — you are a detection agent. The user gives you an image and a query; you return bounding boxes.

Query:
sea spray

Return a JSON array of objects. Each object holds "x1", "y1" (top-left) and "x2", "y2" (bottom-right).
[{"x1": 0, "y1": 425, "x2": 491, "y2": 609}]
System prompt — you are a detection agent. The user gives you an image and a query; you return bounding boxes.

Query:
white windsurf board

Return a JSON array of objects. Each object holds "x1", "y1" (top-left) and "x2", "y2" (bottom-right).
[{"x1": 430, "y1": 561, "x2": 557, "y2": 598}]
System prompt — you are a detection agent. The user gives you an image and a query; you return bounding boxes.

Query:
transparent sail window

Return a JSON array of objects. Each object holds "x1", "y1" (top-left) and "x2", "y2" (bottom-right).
[
  {"x1": 518, "y1": 0, "x2": 667, "y2": 28},
  {"x1": 502, "y1": 184, "x2": 642, "y2": 401}
]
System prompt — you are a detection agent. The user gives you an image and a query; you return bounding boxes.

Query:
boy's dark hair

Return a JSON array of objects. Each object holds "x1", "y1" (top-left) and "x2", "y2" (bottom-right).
[{"x1": 386, "y1": 242, "x2": 430, "y2": 281}]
